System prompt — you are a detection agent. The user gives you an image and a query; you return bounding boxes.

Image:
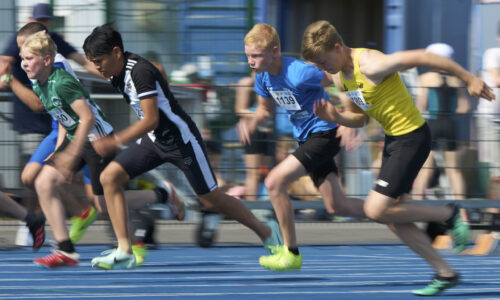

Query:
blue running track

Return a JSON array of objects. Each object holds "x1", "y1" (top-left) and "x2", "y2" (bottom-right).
[{"x1": 1, "y1": 243, "x2": 500, "y2": 299}]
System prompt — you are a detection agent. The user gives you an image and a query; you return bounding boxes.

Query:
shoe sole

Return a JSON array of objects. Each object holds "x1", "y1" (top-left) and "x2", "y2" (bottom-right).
[
  {"x1": 260, "y1": 264, "x2": 302, "y2": 272},
  {"x1": 92, "y1": 262, "x2": 136, "y2": 270},
  {"x1": 34, "y1": 261, "x2": 78, "y2": 268}
]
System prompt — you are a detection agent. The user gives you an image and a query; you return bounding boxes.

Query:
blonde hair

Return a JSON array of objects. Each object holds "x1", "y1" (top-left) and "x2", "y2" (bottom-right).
[
  {"x1": 244, "y1": 23, "x2": 280, "y2": 51},
  {"x1": 301, "y1": 20, "x2": 344, "y2": 61},
  {"x1": 21, "y1": 30, "x2": 56, "y2": 61}
]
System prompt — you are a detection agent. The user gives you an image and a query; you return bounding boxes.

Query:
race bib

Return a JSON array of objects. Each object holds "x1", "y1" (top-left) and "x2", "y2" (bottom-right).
[
  {"x1": 269, "y1": 89, "x2": 301, "y2": 111},
  {"x1": 50, "y1": 107, "x2": 76, "y2": 127},
  {"x1": 345, "y1": 90, "x2": 371, "y2": 111}
]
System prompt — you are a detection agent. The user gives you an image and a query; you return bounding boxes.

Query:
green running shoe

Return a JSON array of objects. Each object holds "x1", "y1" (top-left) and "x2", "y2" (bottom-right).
[
  {"x1": 70, "y1": 206, "x2": 98, "y2": 243},
  {"x1": 91, "y1": 248, "x2": 136, "y2": 270},
  {"x1": 132, "y1": 243, "x2": 148, "y2": 267},
  {"x1": 448, "y1": 205, "x2": 470, "y2": 253},
  {"x1": 412, "y1": 273, "x2": 459, "y2": 296},
  {"x1": 259, "y1": 245, "x2": 302, "y2": 271},
  {"x1": 263, "y1": 219, "x2": 283, "y2": 254}
]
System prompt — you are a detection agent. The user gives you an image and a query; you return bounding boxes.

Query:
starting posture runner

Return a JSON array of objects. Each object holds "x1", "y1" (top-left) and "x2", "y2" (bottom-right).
[
  {"x1": 13, "y1": 22, "x2": 98, "y2": 245},
  {"x1": 83, "y1": 24, "x2": 282, "y2": 270},
  {"x1": 238, "y1": 24, "x2": 366, "y2": 271},
  {"x1": 16, "y1": 30, "x2": 113, "y2": 267},
  {"x1": 302, "y1": 20, "x2": 494, "y2": 296},
  {"x1": 4, "y1": 23, "x2": 183, "y2": 267}
]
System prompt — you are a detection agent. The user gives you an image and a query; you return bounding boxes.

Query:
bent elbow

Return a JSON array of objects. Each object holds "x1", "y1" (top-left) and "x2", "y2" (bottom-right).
[
  {"x1": 150, "y1": 119, "x2": 159, "y2": 131},
  {"x1": 33, "y1": 103, "x2": 45, "y2": 112},
  {"x1": 146, "y1": 116, "x2": 159, "y2": 132},
  {"x1": 80, "y1": 114, "x2": 96, "y2": 127}
]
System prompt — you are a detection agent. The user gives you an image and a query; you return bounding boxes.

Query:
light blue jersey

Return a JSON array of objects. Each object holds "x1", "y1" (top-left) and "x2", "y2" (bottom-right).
[{"x1": 254, "y1": 56, "x2": 337, "y2": 142}]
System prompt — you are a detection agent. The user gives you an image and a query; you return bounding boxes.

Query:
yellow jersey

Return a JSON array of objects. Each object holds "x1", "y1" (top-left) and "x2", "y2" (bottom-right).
[{"x1": 339, "y1": 48, "x2": 425, "y2": 136}]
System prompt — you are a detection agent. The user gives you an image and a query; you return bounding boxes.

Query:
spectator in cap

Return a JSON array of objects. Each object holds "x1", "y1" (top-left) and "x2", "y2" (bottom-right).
[{"x1": 30, "y1": 3, "x2": 54, "y2": 20}]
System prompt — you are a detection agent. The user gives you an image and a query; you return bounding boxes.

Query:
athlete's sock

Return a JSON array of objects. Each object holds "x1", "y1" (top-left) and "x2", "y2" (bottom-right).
[
  {"x1": 288, "y1": 247, "x2": 300, "y2": 255},
  {"x1": 58, "y1": 240, "x2": 75, "y2": 253},
  {"x1": 153, "y1": 187, "x2": 169, "y2": 205}
]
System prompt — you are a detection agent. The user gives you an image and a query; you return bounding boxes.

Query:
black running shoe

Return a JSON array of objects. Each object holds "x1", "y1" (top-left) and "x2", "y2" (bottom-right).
[
  {"x1": 27, "y1": 213, "x2": 45, "y2": 250},
  {"x1": 425, "y1": 222, "x2": 448, "y2": 241}
]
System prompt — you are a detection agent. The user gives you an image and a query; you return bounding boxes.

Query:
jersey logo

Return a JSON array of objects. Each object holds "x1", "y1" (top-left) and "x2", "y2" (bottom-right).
[
  {"x1": 51, "y1": 97, "x2": 62, "y2": 107},
  {"x1": 343, "y1": 84, "x2": 348, "y2": 91},
  {"x1": 358, "y1": 83, "x2": 363, "y2": 89},
  {"x1": 375, "y1": 179, "x2": 389, "y2": 188},
  {"x1": 184, "y1": 156, "x2": 193, "y2": 166}
]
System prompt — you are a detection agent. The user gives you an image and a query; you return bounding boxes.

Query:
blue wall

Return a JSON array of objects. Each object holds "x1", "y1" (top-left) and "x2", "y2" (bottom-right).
[
  {"x1": 177, "y1": 0, "x2": 266, "y2": 84},
  {"x1": 403, "y1": 0, "x2": 471, "y2": 69}
]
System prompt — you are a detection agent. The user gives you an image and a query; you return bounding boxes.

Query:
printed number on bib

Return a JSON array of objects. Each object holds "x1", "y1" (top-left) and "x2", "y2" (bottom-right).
[
  {"x1": 270, "y1": 89, "x2": 301, "y2": 111},
  {"x1": 51, "y1": 108, "x2": 76, "y2": 127},
  {"x1": 346, "y1": 90, "x2": 371, "y2": 111}
]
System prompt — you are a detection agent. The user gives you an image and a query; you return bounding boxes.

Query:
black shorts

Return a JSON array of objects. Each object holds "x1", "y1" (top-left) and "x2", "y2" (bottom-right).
[
  {"x1": 292, "y1": 128, "x2": 340, "y2": 187},
  {"x1": 427, "y1": 118, "x2": 457, "y2": 151},
  {"x1": 375, "y1": 123, "x2": 431, "y2": 198},
  {"x1": 46, "y1": 137, "x2": 114, "y2": 195},
  {"x1": 114, "y1": 133, "x2": 218, "y2": 195},
  {"x1": 244, "y1": 129, "x2": 275, "y2": 156}
]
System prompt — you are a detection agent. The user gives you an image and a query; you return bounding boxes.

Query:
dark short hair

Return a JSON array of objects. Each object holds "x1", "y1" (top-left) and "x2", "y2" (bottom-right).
[
  {"x1": 83, "y1": 23, "x2": 123, "y2": 58},
  {"x1": 18, "y1": 22, "x2": 48, "y2": 38}
]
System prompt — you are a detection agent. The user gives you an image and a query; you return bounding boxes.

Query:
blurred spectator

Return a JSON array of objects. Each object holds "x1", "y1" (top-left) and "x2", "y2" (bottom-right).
[
  {"x1": 143, "y1": 50, "x2": 169, "y2": 81},
  {"x1": 412, "y1": 43, "x2": 468, "y2": 202},
  {"x1": 0, "y1": 3, "x2": 100, "y2": 244},
  {"x1": 477, "y1": 21, "x2": 500, "y2": 199},
  {"x1": 399, "y1": 67, "x2": 420, "y2": 103},
  {"x1": 234, "y1": 73, "x2": 275, "y2": 201},
  {"x1": 0, "y1": 2, "x2": 100, "y2": 169}
]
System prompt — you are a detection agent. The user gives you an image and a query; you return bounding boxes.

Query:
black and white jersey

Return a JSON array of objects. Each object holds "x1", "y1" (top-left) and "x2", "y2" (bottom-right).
[{"x1": 110, "y1": 52, "x2": 198, "y2": 151}]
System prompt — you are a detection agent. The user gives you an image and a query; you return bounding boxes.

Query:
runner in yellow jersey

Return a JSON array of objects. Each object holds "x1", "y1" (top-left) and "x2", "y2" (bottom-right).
[{"x1": 301, "y1": 20, "x2": 495, "y2": 297}]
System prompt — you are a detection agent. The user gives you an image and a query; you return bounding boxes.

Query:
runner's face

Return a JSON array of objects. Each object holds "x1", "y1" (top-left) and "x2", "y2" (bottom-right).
[
  {"x1": 245, "y1": 44, "x2": 275, "y2": 74},
  {"x1": 311, "y1": 49, "x2": 340, "y2": 74},
  {"x1": 88, "y1": 47, "x2": 122, "y2": 79},
  {"x1": 20, "y1": 49, "x2": 47, "y2": 80}
]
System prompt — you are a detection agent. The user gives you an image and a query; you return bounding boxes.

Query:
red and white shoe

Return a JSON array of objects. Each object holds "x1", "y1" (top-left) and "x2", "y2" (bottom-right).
[
  {"x1": 34, "y1": 250, "x2": 79, "y2": 268},
  {"x1": 160, "y1": 181, "x2": 185, "y2": 221}
]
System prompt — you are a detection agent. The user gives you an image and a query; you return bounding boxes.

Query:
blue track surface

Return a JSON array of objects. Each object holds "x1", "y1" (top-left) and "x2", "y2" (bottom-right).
[{"x1": 1, "y1": 243, "x2": 500, "y2": 299}]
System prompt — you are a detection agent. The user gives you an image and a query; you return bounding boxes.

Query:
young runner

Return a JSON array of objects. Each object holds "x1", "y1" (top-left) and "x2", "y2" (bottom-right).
[
  {"x1": 14, "y1": 30, "x2": 115, "y2": 267},
  {"x1": 302, "y1": 20, "x2": 494, "y2": 296},
  {"x1": 83, "y1": 24, "x2": 282, "y2": 270},
  {"x1": 238, "y1": 23, "x2": 366, "y2": 272}
]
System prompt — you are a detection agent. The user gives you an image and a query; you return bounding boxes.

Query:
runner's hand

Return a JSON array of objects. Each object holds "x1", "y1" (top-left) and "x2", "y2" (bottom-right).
[
  {"x1": 466, "y1": 76, "x2": 495, "y2": 100},
  {"x1": 236, "y1": 117, "x2": 257, "y2": 145},
  {"x1": 314, "y1": 98, "x2": 339, "y2": 123},
  {"x1": 91, "y1": 135, "x2": 119, "y2": 157},
  {"x1": 337, "y1": 126, "x2": 364, "y2": 151},
  {"x1": 51, "y1": 150, "x2": 77, "y2": 181}
]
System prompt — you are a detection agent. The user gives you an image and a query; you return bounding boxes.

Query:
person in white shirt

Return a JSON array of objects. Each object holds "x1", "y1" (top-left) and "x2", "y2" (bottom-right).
[{"x1": 477, "y1": 21, "x2": 500, "y2": 191}]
